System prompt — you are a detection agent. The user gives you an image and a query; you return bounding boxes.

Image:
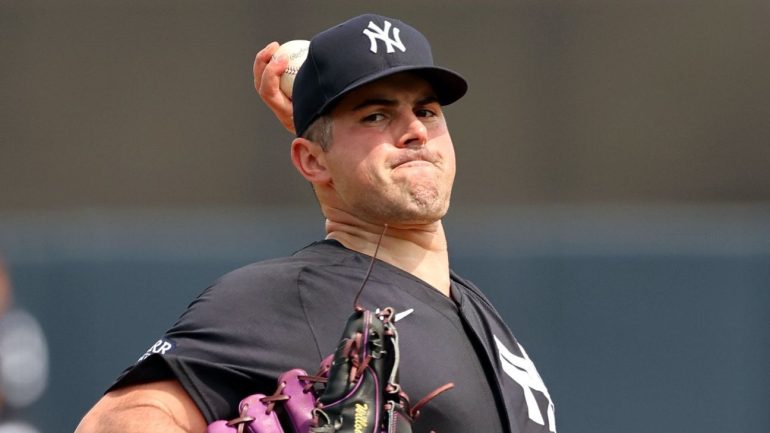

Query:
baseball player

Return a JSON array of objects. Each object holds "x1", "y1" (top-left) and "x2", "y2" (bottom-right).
[{"x1": 75, "y1": 14, "x2": 555, "y2": 433}]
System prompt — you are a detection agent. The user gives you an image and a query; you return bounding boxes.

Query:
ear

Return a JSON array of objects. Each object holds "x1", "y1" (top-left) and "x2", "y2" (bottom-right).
[{"x1": 290, "y1": 138, "x2": 331, "y2": 185}]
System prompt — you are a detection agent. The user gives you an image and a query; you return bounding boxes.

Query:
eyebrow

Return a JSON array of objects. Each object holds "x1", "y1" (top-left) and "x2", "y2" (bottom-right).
[{"x1": 351, "y1": 95, "x2": 440, "y2": 112}]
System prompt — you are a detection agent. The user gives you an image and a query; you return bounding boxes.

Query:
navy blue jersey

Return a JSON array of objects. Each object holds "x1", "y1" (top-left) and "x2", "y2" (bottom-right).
[{"x1": 110, "y1": 240, "x2": 555, "y2": 433}]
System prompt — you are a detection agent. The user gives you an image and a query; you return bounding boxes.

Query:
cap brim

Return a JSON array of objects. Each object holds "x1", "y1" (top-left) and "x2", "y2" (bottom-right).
[{"x1": 317, "y1": 65, "x2": 468, "y2": 118}]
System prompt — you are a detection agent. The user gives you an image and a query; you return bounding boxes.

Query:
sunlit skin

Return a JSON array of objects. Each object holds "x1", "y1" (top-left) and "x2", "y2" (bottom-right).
[{"x1": 304, "y1": 72, "x2": 456, "y2": 228}]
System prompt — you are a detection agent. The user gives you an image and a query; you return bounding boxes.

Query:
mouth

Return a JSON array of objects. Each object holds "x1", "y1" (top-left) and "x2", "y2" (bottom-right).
[
  {"x1": 396, "y1": 160, "x2": 433, "y2": 169},
  {"x1": 392, "y1": 151, "x2": 438, "y2": 169}
]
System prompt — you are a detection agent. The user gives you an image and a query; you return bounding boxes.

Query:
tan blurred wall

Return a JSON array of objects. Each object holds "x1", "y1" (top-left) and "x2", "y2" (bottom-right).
[{"x1": 2, "y1": 0, "x2": 769, "y2": 211}]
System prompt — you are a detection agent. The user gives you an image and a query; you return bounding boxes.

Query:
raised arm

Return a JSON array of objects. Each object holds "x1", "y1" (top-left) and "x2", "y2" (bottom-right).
[
  {"x1": 253, "y1": 42, "x2": 296, "y2": 134},
  {"x1": 75, "y1": 380, "x2": 207, "y2": 433}
]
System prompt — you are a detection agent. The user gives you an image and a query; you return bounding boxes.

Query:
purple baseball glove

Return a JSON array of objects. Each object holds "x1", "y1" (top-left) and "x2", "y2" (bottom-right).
[{"x1": 207, "y1": 307, "x2": 451, "y2": 433}]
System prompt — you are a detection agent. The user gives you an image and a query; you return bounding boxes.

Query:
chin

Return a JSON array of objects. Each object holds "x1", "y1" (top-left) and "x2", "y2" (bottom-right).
[{"x1": 399, "y1": 200, "x2": 451, "y2": 225}]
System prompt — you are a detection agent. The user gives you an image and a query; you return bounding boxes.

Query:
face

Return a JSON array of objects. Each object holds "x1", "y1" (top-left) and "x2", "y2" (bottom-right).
[{"x1": 321, "y1": 72, "x2": 456, "y2": 226}]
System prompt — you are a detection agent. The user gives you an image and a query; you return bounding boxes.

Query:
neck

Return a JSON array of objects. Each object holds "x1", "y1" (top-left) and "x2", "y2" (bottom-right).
[{"x1": 323, "y1": 208, "x2": 451, "y2": 296}]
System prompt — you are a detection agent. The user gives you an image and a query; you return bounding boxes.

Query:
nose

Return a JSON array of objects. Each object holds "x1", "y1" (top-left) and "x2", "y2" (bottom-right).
[{"x1": 396, "y1": 114, "x2": 428, "y2": 148}]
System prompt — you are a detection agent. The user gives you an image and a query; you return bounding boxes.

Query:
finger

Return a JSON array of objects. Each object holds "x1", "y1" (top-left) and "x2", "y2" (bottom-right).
[
  {"x1": 253, "y1": 41, "x2": 280, "y2": 92},
  {"x1": 259, "y1": 54, "x2": 288, "y2": 98},
  {"x1": 253, "y1": 42, "x2": 296, "y2": 134},
  {"x1": 259, "y1": 56, "x2": 296, "y2": 134}
]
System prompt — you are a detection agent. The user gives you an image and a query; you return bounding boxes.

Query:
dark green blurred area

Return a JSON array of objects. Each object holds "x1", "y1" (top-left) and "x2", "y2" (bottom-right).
[{"x1": 1, "y1": 1, "x2": 769, "y2": 432}]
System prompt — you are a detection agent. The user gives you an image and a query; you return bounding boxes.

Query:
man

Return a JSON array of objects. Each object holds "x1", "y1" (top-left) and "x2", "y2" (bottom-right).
[{"x1": 75, "y1": 14, "x2": 555, "y2": 433}]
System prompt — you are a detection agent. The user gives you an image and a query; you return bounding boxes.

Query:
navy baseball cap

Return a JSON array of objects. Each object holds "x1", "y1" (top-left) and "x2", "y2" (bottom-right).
[{"x1": 292, "y1": 14, "x2": 468, "y2": 136}]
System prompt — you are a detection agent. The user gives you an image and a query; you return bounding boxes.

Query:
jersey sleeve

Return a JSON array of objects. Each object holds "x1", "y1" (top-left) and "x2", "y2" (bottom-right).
[{"x1": 107, "y1": 260, "x2": 323, "y2": 423}]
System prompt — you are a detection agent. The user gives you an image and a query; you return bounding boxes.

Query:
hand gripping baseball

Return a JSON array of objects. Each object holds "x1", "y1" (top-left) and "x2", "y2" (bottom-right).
[
  {"x1": 253, "y1": 42, "x2": 297, "y2": 135},
  {"x1": 206, "y1": 307, "x2": 451, "y2": 433}
]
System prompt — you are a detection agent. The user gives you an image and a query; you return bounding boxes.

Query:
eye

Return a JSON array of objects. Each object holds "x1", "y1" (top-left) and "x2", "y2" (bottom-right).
[
  {"x1": 415, "y1": 100, "x2": 442, "y2": 118},
  {"x1": 415, "y1": 108, "x2": 438, "y2": 119},
  {"x1": 362, "y1": 112, "x2": 386, "y2": 123}
]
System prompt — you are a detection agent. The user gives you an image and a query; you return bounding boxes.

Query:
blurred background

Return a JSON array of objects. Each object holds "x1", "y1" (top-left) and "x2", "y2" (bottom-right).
[{"x1": 1, "y1": 1, "x2": 769, "y2": 432}]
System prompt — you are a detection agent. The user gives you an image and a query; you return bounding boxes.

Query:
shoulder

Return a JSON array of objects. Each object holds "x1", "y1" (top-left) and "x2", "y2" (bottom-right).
[
  {"x1": 204, "y1": 240, "x2": 354, "y2": 299},
  {"x1": 172, "y1": 241, "x2": 360, "y2": 331}
]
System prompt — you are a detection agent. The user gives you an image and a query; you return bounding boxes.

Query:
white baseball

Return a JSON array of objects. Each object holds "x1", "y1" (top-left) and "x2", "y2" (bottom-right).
[{"x1": 272, "y1": 39, "x2": 309, "y2": 99}]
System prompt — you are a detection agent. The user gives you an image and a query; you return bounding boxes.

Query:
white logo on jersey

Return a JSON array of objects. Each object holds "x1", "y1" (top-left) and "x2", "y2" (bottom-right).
[
  {"x1": 138, "y1": 338, "x2": 175, "y2": 362},
  {"x1": 375, "y1": 308, "x2": 414, "y2": 322},
  {"x1": 362, "y1": 20, "x2": 406, "y2": 54},
  {"x1": 494, "y1": 335, "x2": 556, "y2": 432},
  {"x1": 394, "y1": 308, "x2": 414, "y2": 322}
]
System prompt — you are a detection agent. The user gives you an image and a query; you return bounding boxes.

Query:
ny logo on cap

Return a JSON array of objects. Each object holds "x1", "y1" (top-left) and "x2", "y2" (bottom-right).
[{"x1": 362, "y1": 20, "x2": 406, "y2": 54}]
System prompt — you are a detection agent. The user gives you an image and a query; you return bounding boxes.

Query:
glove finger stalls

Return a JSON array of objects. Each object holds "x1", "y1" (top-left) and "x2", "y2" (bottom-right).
[
  {"x1": 206, "y1": 420, "x2": 238, "y2": 433},
  {"x1": 239, "y1": 394, "x2": 285, "y2": 433},
  {"x1": 278, "y1": 369, "x2": 317, "y2": 433},
  {"x1": 206, "y1": 394, "x2": 286, "y2": 433}
]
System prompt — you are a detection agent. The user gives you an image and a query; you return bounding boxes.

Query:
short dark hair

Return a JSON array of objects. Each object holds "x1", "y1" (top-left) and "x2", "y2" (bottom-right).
[{"x1": 301, "y1": 114, "x2": 333, "y2": 151}]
